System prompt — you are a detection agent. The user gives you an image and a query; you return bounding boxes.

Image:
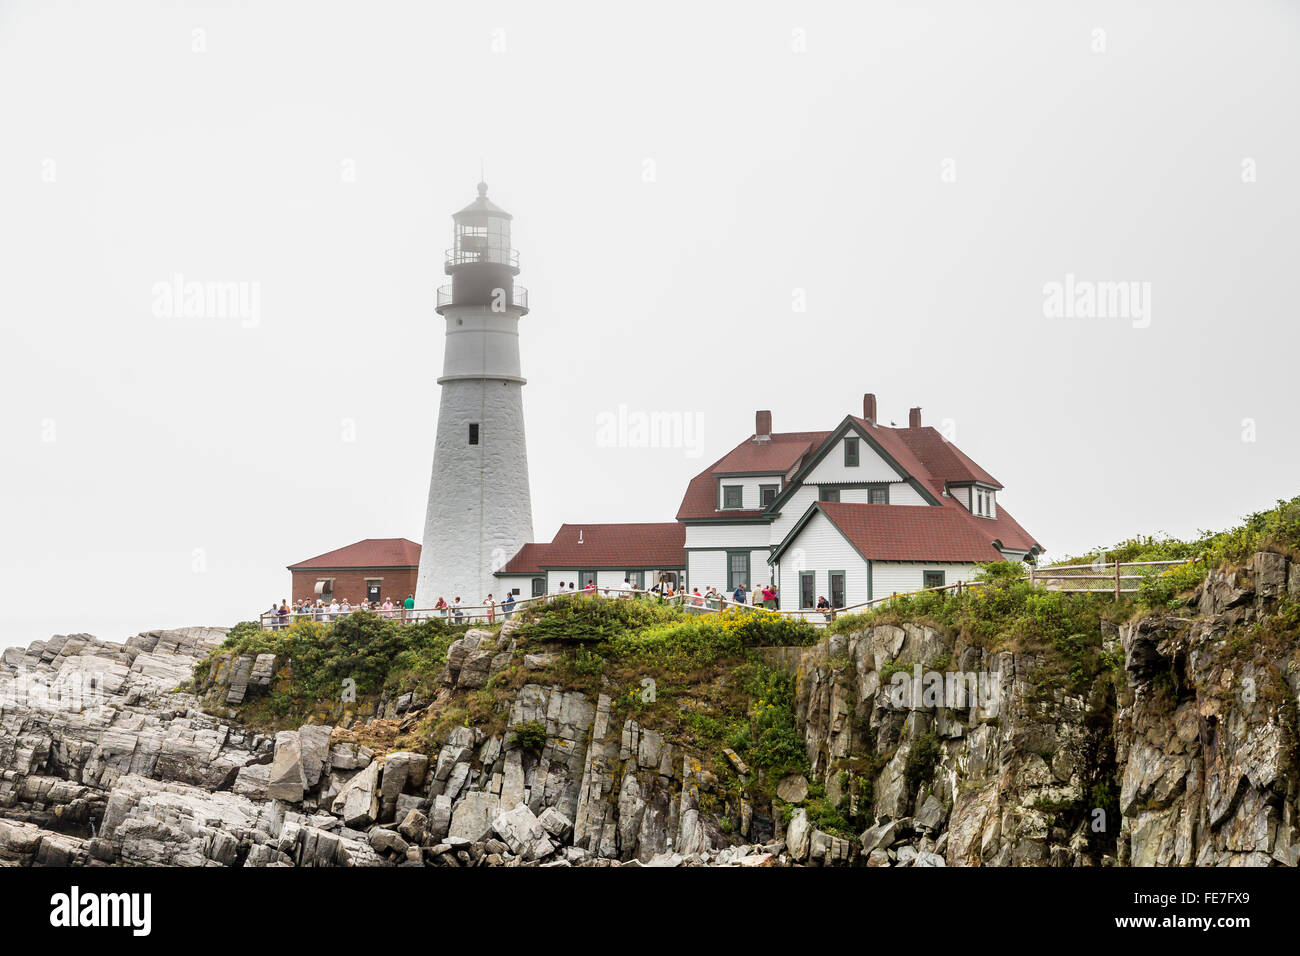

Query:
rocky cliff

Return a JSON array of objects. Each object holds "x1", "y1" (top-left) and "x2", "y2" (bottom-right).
[{"x1": 1, "y1": 552, "x2": 1296, "y2": 867}]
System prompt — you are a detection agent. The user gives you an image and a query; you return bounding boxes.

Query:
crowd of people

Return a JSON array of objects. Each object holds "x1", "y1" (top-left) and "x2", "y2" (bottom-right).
[
  {"x1": 262, "y1": 578, "x2": 839, "y2": 630},
  {"x1": 263, "y1": 591, "x2": 523, "y2": 629},
  {"x1": 265, "y1": 594, "x2": 418, "y2": 628}
]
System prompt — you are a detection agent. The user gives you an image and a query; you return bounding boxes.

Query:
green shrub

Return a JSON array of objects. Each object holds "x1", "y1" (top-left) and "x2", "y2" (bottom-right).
[
  {"x1": 607, "y1": 618, "x2": 745, "y2": 674},
  {"x1": 518, "y1": 594, "x2": 677, "y2": 643},
  {"x1": 725, "y1": 662, "x2": 808, "y2": 779},
  {"x1": 718, "y1": 608, "x2": 819, "y2": 647},
  {"x1": 510, "y1": 720, "x2": 548, "y2": 754},
  {"x1": 903, "y1": 732, "x2": 942, "y2": 799},
  {"x1": 199, "y1": 610, "x2": 463, "y2": 705}
]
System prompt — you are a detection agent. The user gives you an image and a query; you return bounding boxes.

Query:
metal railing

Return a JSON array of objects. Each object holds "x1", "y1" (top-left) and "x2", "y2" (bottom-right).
[
  {"x1": 444, "y1": 247, "x2": 520, "y2": 269},
  {"x1": 257, "y1": 580, "x2": 1000, "y2": 632},
  {"x1": 672, "y1": 580, "x2": 989, "y2": 624},
  {"x1": 436, "y1": 284, "x2": 528, "y2": 311}
]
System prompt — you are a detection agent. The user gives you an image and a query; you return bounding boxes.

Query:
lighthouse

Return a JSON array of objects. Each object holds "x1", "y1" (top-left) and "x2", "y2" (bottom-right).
[{"x1": 415, "y1": 182, "x2": 534, "y2": 610}]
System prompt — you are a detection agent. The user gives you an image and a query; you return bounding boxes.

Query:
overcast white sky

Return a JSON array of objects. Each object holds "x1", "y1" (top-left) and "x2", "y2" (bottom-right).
[{"x1": 1, "y1": 0, "x2": 1297, "y2": 645}]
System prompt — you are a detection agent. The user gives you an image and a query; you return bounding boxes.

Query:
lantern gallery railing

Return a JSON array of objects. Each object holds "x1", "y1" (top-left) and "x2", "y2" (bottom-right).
[
  {"x1": 436, "y1": 284, "x2": 528, "y2": 311},
  {"x1": 443, "y1": 246, "x2": 520, "y2": 269}
]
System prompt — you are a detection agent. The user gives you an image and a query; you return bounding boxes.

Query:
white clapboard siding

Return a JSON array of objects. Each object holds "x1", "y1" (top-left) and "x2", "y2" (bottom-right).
[
  {"x1": 768, "y1": 485, "x2": 819, "y2": 541},
  {"x1": 803, "y1": 436, "x2": 899, "y2": 484},
  {"x1": 713, "y1": 475, "x2": 784, "y2": 511},
  {"x1": 685, "y1": 522, "x2": 772, "y2": 550},
  {"x1": 687, "y1": 550, "x2": 727, "y2": 591},
  {"x1": 870, "y1": 562, "x2": 979, "y2": 597},
  {"x1": 774, "y1": 510, "x2": 870, "y2": 607},
  {"x1": 493, "y1": 574, "x2": 537, "y2": 598}
]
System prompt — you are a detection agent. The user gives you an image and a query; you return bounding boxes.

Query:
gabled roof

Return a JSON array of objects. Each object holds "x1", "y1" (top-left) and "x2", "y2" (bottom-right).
[
  {"x1": 771, "y1": 498, "x2": 1040, "y2": 565},
  {"x1": 681, "y1": 411, "x2": 1014, "y2": 522},
  {"x1": 677, "y1": 431, "x2": 828, "y2": 520},
  {"x1": 498, "y1": 523, "x2": 687, "y2": 574},
  {"x1": 288, "y1": 538, "x2": 421, "y2": 571},
  {"x1": 893, "y1": 425, "x2": 1002, "y2": 489}
]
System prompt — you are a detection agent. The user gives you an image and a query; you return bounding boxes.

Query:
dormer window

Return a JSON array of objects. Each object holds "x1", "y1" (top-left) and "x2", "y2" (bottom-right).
[
  {"x1": 844, "y1": 437, "x2": 860, "y2": 467},
  {"x1": 722, "y1": 485, "x2": 744, "y2": 509},
  {"x1": 868, "y1": 486, "x2": 889, "y2": 505},
  {"x1": 759, "y1": 484, "x2": 779, "y2": 507}
]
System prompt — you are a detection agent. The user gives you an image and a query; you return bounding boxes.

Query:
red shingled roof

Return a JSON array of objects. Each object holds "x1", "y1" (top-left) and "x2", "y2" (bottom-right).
[
  {"x1": 712, "y1": 431, "x2": 825, "y2": 474},
  {"x1": 288, "y1": 538, "x2": 421, "y2": 570},
  {"x1": 893, "y1": 425, "x2": 1002, "y2": 489},
  {"x1": 680, "y1": 414, "x2": 1016, "y2": 522},
  {"x1": 796, "y1": 498, "x2": 1038, "y2": 563},
  {"x1": 498, "y1": 542, "x2": 548, "y2": 575},
  {"x1": 677, "y1": 431, "x2": 828, "y2": 520},
  {"x1": 536, "y1": 522, "x2": 686, "y2": 569}
]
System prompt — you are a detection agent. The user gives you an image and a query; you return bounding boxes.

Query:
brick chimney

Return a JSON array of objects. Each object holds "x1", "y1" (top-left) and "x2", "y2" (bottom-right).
[
  {"x1": 863, "y1": 393, "x2": 877, "y2": 425},
  {"x1": 908, "y1": 407, "x2": 922, "y2": 429},
  {"x1": 755, "y1": 409, "x2": 772, "y2": 440}
]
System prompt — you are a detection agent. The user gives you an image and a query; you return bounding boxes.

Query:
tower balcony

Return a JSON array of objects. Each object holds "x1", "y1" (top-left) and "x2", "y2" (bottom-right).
[
  {"x1": 437, "y1": 284, "x2": 528, "y2": 315},
  {"x1": 444, "y1": 246, "x2": 520, "y2": 270}
]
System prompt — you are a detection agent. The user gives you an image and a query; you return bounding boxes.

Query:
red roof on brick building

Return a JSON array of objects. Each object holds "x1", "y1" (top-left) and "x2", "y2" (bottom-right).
[
  {"x1": 288, "y1": 538, "x2": 421, "y2": 570},
  {"x1": 504, "y1": 522, "x2": 686, "y2": 570}
]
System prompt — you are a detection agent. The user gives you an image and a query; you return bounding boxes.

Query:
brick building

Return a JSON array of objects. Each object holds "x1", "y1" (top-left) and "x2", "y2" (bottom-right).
[{"x1": 287, "y1": 538, "x2": 421, "y2": 606}]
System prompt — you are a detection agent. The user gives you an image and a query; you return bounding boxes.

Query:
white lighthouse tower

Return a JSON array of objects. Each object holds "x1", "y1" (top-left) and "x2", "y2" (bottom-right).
[{"x1": 415, "y1": 182, "x2": 534, "y2": 609}]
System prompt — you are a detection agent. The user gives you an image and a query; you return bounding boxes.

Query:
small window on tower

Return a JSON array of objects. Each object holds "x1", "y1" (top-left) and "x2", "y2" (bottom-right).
[{"x1": 468, "y1": 423, "x2": 480, "y2": 445}]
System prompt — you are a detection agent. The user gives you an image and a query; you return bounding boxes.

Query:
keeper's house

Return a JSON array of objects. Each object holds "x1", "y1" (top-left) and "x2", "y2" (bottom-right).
[
  {"x1": 288, "y1": 394, "x2": 1038, "y2": 614},
  {"x1": 671, "y1": 394, "x2": 1040, "y2": 609}
]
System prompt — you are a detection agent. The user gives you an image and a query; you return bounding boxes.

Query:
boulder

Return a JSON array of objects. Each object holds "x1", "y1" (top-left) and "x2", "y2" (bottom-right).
[
  {"x1": 398, "y1": 809, "x2": 428, "y2": 845},
  {"x1": 776, "y1": 774, "x2": 809, "y2": 804},
  {"x1": 368, "y1": 828, "x2": 409, "y2": 856},
  {"x1": 429, "y1": 794, "x2": 453, "y2": 842},
  {"x1": 297, "y1": 724, "x2": 333, "y2": 790},
  {"x1": 492, "y1": 804, "x2": 554, "y2": 860},
  {"x1": 860, "y1": 818, "x2": 905, "y2": 855},
  {"x1": 448, "y1": 791, "x2": 499, "y2": 842},
  {"x1": 332, "y1": 760, "x2": 380, "y2": 828},
  {"x1": 785, "y1": 808, "x2": 810, "y2": 862},
  {"x1": 914, "y1": 794, "x2": 947, "y2": 833},
  {"x1": 538, "y1": 806, "x2": 572, "y2": 840},
  {"x1": 267, "y1": 731, "x2": 306, "y2": 803},
  {"x1": 380, "y1": 751, "x2": 429, "y2": 821}
]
